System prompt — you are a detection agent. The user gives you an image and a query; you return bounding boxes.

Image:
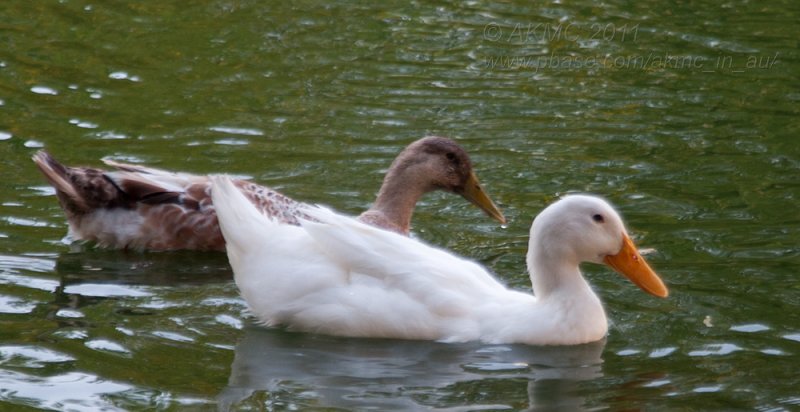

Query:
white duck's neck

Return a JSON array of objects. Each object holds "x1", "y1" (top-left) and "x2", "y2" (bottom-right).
[
  {"x1": 528, "y1": 244, "x2": 593, "y2": 299},
  {"x1": 511, "y1": 239, "x2": 608, "y2": 344}
]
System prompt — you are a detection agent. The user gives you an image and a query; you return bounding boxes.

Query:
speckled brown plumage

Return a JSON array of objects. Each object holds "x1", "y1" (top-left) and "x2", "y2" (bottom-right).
[{"x1": 33, "y1": 151, "x2": 307, "y2": 251}]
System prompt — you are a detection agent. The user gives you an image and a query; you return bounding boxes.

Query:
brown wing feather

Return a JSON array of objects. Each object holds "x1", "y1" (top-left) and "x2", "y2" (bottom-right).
[
  {"x1": 34, "y1": 150, "x2": 311, "y2": 251},
  {"x1": 114, "y1": 177, "x2": 185, "y2": 206}
]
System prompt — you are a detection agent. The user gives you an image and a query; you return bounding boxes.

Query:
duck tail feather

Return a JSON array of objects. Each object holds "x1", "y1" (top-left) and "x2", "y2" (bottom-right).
[{"x1": 32, "y1": 150, "x2": 91, "y2": 213}]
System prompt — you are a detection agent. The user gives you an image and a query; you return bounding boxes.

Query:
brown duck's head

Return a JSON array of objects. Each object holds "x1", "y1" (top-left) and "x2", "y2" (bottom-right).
[{"x1": 393, "y1": 136, "x2": 506, "y2": 225}]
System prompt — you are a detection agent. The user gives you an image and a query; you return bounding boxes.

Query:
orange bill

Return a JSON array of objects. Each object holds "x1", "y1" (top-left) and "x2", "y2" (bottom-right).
[
  {"x1": 603, "y1": 233, "x2": 669, "y2": 298},
  {"x1": 461, "y1": 170, "x2": 507, "y2": 225}
]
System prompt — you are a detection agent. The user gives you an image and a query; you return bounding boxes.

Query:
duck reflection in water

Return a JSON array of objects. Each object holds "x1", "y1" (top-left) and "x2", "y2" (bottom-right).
[{"x1": 217, "y1": 326, "x2": 606, "y2": 411}]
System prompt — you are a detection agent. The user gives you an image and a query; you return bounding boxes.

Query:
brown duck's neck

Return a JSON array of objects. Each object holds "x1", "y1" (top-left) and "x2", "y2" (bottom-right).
[{"x1": 360, "y1": 166, "x2": 433, "y2": 235}]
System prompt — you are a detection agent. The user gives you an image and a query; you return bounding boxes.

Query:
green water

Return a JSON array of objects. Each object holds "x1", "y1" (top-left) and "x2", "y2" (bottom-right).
[{"x1": 1, "y1": 0, "x2": 798, "y2": 410}]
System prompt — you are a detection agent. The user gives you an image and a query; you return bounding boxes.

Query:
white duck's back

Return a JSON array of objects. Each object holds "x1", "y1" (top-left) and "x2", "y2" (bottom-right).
[{"x1": 212, "y1": 175, "x2": 533, "y2": 342}]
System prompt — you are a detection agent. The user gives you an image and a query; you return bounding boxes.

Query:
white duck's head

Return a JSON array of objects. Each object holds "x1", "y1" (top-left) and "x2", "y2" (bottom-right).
[{"x1": 528, "y1": 194, "x2": 668, "y2": 298}]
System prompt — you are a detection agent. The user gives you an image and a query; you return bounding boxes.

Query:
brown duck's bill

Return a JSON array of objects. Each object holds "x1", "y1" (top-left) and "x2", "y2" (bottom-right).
[
  {"x1": 461, "y1": 171, "x2": 507, "y2": 225},
  {"x1": 603, "y1": 233, "x2": 669, "y2": 298}
]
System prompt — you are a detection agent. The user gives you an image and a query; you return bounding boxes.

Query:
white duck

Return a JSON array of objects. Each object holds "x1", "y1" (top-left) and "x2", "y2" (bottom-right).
[
  {"x1": 32, "y1": 136, "x2": 505, "y2": 251},
  {"x1": 212, "y1": 175, "x2": 668, "y2": 346}
]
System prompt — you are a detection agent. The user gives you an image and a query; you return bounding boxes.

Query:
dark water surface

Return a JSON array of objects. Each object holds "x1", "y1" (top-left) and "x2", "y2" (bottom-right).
[{"x1": 1, "y1": 1, "x2": 798, "y2": 410}]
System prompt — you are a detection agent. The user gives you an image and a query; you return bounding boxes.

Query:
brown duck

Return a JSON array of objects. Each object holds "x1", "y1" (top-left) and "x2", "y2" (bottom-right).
[{"x1": 33, "y1": 136, "x2": 505, "y2": 251}]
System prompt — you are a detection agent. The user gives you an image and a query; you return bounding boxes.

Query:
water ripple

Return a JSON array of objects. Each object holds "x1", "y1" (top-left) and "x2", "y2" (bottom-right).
[
  {"x1": 0, "y1": 250, "x2": 59, "y2": 284},
  {"x1": 209, "y1": 126, "x2": 264, "y2": 136},
  {"x1": 30, "y1": 86, "x2": 58, "y2": 95},
  {"x1": 0, "y1": 345, "x2": 75, "y2": 367},
  {"x1": 56, "y1": 309, "x2": 85, "y2": 318},
  {"x1": 688, "y1": 343, "x2": 743, "y2": 357},
  {"x1": 0, "y1": 295, "x2": 36, "y2": 314},
  {"x1": 108, "y1": 71, "x2": 141, "y2": 82},
  {"x1": 85, "y1": 339, "x2": 131, "y2": 355},
  {"x1": 0, "y1": 370, "x2": 130, "y2": 412},
  {"x1": 152, "y1": 331, "x2": 195, "y2": 343},
  {"x1": 729, "y1": 324, "x2": 770, "y2": 333},
  {"x1": 648, "y1": 347, "x2": 677, "y2": 358},
  {"x1": 62, "y1": 283, "x2": 153, "y2": 298},
  {"x1": 215, "y1": 314, "x2": 244, "y2": 329},
  {"x1": 0, "y1": 274, "x2": 58, "y2": 293}
]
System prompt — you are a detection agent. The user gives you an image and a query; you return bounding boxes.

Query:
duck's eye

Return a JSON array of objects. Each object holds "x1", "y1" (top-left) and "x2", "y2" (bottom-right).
[
  {"x1": 445, "y1": 152, "x2": 460, "y2": 165},
  {"x1": 592, "y1": 214, "x2": 604, "y2": 223}
]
